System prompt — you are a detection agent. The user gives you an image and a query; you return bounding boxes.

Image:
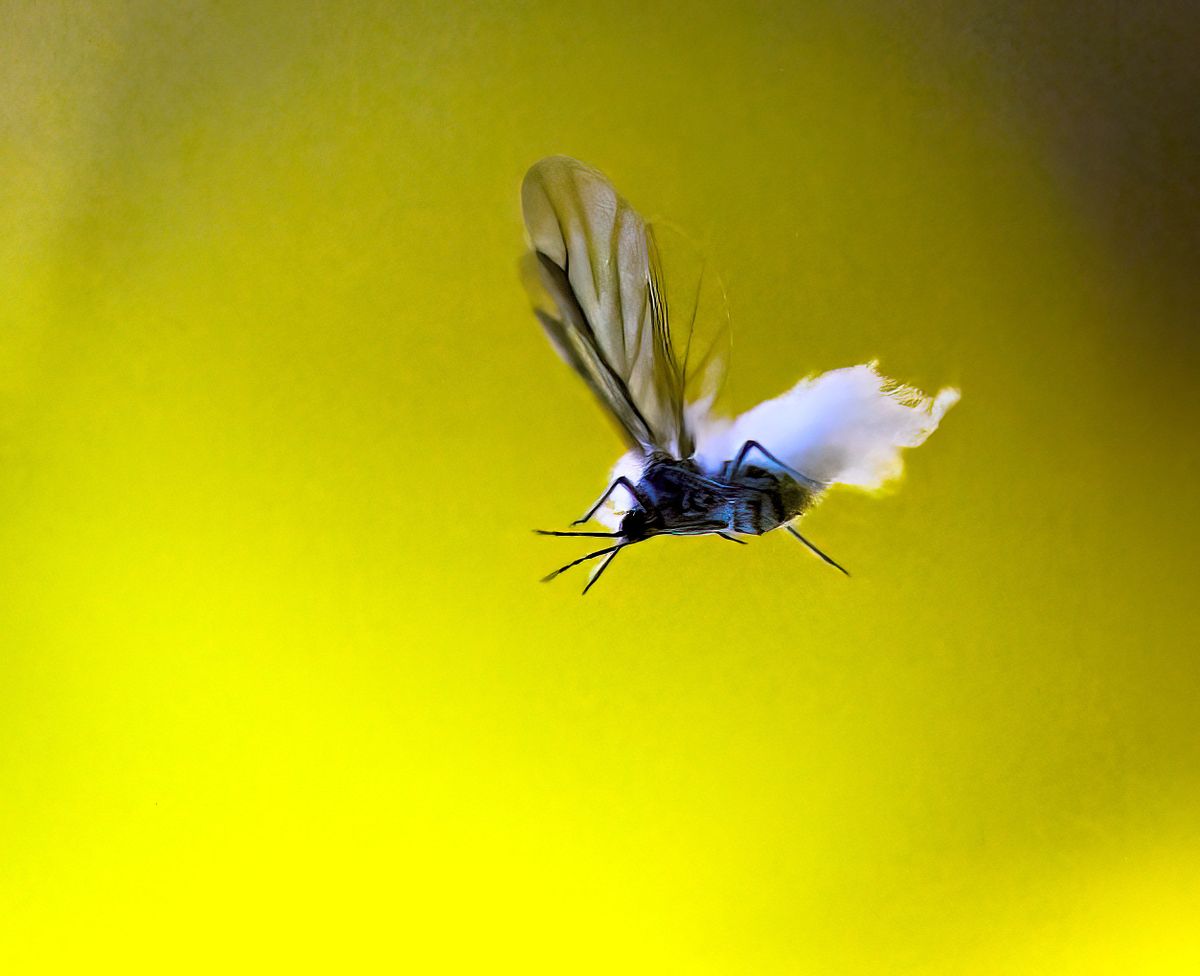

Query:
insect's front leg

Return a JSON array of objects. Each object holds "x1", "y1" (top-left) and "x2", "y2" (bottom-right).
[
  {"x1": 573, "y1": 476, "x2": 650, "y2": 525},
  {"x1": 669, "y1": 518, "x2": 731, "y2": 537}
]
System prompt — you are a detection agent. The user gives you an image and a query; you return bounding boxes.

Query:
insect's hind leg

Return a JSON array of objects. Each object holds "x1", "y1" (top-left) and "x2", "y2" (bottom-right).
[
  {"x1": 728, "y1": 440, "x2": 819, "y2": 488},
  {"x1": 785, "y1": 525, "x2": 850, "y2": 576},
  {"x1": 573, "y1": 476, "x2": 648, "y2": 525}
]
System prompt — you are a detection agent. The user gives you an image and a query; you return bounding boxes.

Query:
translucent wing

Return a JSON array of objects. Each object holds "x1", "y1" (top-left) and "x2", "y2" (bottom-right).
[
  {"x1": 652, "y1": 220, "x2": 732, "y2": 445},
  {"x1": 521, "y1": 156, "x2": 728, "y2": 457}
]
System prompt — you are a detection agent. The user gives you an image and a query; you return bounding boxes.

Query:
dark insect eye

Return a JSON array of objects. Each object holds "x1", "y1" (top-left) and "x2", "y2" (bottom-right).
[{"x1": 621, "y1": 509, "x2": 647, "y2": 537}]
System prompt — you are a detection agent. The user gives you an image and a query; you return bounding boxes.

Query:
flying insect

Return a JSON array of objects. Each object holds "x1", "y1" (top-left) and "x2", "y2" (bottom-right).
[{"x1": 521, "y1": 156, "x2": 958, "y2": 593}]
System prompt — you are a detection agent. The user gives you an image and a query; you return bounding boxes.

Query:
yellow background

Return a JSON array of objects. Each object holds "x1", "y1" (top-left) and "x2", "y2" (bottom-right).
[{"x1": 3, "y1": 2, "x2": 1198, "y2": 972}]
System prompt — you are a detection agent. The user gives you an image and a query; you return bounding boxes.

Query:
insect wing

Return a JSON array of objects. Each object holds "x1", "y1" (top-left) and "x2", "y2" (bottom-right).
[
  {"x1": 522, "y1": 156, "x2": 687, "y2": 454},
  {"x1": 649, "y1": 220, "x2": 732, "y2": 454}
]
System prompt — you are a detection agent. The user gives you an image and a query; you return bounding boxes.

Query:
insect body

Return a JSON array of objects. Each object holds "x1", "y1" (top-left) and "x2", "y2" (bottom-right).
[
  {"x1": 521, "y1": 156, "x2": 959, "y2": 592},
  {"x1": 540, "y1": 446, "x2": 837, "y2": 592},
  {"x1": 587, "y1": 449, "x2": 819, "y2": 541}
]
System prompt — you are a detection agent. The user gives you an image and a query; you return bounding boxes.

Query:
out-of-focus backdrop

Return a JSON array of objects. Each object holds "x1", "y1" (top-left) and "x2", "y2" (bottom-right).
[{"x1": 3, "y1": 2, "x2": 1197, "y2": 972}]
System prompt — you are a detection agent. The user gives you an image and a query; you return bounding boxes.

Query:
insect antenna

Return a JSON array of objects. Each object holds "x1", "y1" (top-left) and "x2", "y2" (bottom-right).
[
  {"x1": 785, "y1": 525, "x2": 850, "y2": 576},
  {"x1": 540, "y1": 543, "x2": 624, "y2": 583}
]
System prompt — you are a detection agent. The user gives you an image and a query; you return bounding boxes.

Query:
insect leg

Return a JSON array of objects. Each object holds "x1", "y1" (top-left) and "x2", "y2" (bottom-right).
[
  {"x1": 541, "y1": 543, "x2": 623, "y2": 583},
  {"x1": 785, "y1": 525, "x2": 850, "y2": 576},
  {"x1": 582, "y1": 546, "x2": 623, "y2": 595},
  {"x1": 535, "y1": 529, "x2": 622, "y2": 538},
  {"x1": 572, "y1": 476, "x2": 648, "y2": 525},
  {"x1": 728, "y1": 440, "x2": 820, "y2": 488},
  {"x1": 667, "y1": 519, "x2": 730, "y2": 537}
]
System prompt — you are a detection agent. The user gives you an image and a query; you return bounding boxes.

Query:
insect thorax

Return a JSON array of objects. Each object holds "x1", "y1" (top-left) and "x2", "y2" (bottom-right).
[{"x1": 635, "y1": 454, "x2": 817, "y2": 536}]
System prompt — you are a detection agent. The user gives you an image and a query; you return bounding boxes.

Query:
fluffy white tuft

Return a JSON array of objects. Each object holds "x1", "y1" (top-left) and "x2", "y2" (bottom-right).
[
  {"x1": 694, "y1": 363, "x2": 958, "y2": 490},
  {"x1": 593, "y1": 450, "x2": 648, "y2": 530},
  {"x1": 588, "y1": 364, "x2": 956, "y2": 528}
]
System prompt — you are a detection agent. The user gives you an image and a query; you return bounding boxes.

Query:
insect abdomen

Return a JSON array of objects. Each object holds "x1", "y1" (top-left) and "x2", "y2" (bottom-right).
[{"x1": 729, "y1": 477, "x2": 818, "y2": 535}]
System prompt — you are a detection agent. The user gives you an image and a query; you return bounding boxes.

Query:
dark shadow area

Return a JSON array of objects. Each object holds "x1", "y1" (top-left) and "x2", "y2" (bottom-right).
[{"x1": 908, "y1": 1, "x2": 1199, "y2": 354}]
